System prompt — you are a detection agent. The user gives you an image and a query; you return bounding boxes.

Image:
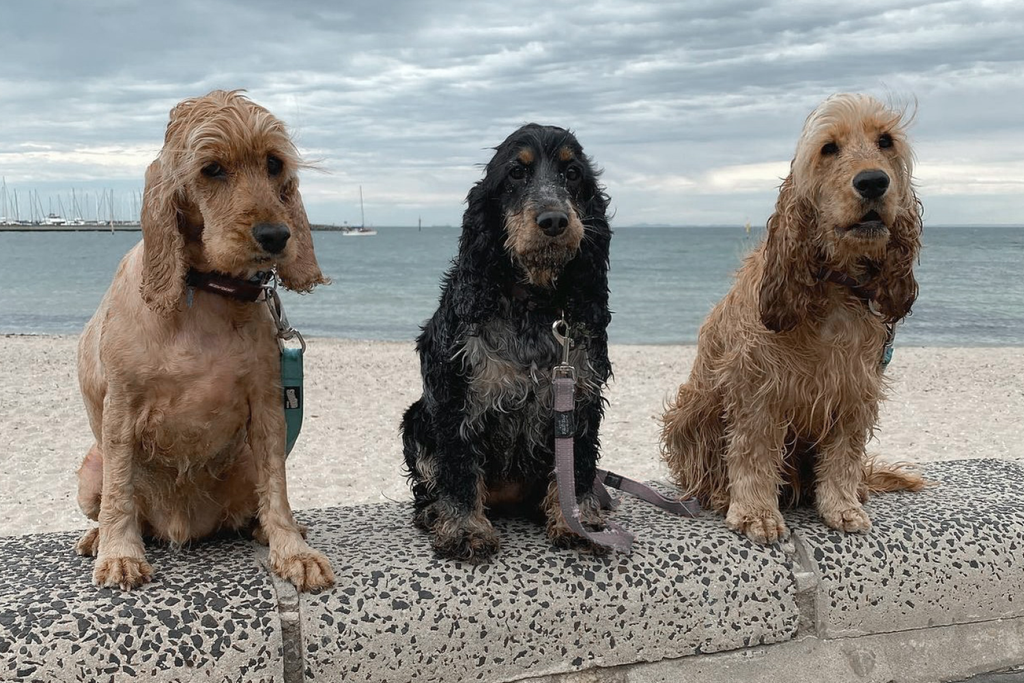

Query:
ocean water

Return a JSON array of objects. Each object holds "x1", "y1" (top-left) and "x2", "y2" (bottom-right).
[{"x1": 1, "y1": 226, "x2": 1022, "y2": 345}]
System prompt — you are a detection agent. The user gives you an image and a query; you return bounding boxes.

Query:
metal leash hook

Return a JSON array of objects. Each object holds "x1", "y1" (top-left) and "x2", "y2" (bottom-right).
[
  {"x1": 551, "y1": 316, "x2": 575, "y2": 382},
  {"x1": 264, "y1": 272, "x2": 307, "y2": 353}
]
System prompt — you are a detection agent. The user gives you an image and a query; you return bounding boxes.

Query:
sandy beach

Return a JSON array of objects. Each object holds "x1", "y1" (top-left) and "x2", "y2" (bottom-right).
[{"x1": 0, "y1": 334, "x2": 1020, "y2": 537}]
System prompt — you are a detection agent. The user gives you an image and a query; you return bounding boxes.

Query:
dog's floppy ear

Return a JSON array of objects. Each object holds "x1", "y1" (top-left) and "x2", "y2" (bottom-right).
[
  {"x1": 759, "y1": 172, "x2": 819, "y2": 332},
  {"x1": 139, "y1": 159, "x2": 187, "y2": 315},
  {"x1": 278, "y1": 182, "x2": 327, "y2": 292},
  {"x1": 450, "y1": 180, "x2": 503, "y2": 323},
  {"x1": 874, "y1": 190, "x2": 921, "y2": 322}
]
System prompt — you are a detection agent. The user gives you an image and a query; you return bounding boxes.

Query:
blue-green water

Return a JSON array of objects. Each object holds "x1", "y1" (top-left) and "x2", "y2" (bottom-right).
[{"x1": 1, "y1": 227, "x2": 1022, "y2": 345}]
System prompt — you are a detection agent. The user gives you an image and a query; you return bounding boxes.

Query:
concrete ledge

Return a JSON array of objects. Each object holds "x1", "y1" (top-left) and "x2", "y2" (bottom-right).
[
  {"x1": 0, "y1": 534, "x2": 281, "y2": 682},
  {"x1": 1, "y1": 459, "x2": 1022, "y2": 682},
  {"x1": 297, "y1": 497, "x2": 799, "y2": 681}
]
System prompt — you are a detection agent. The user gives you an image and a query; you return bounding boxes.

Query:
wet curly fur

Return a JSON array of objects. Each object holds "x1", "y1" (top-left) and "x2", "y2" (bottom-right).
[
  {"x1": 661, "y1": 94, "x2": 926, "y2": 544},
  {"x1": 401, "y1": 124, "x2": 612, "y2": 563},
  {"x1": 75, "y1": 90, "x2": 333, "y2": 592}
]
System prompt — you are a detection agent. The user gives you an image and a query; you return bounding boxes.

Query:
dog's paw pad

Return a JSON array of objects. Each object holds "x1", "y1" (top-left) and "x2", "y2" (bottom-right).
[
  {"x1": 93, "y1": 555, "x2": 153, "y2": 590},
  {"x1": 822, "y1": 505, "x2": 872, "y2": 534},
  {"x1": 727, "y1": 507, "x2": 789, "y2": 544},
  {"x1": 75, "y1": 528, "x2": 99, "y2": 557},
  {"x1": 272, "y1": 551, "x2": 336, "y2": 592}
]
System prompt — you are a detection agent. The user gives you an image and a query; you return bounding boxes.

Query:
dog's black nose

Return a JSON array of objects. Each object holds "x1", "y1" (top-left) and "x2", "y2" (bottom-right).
[
  {"x1": 253, "y1": 222, "x2": 290, "y2": 254},
  {"x1": 852, "y1": 170, "x2": 890, "y2": 200},
  {"x1": 537, "y1": 211, "x2": 569, "y2": 237}
]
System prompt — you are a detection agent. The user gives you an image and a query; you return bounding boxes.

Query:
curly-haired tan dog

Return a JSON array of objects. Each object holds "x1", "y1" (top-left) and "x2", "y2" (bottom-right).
[
  {"x1": 662, "y1": 94, "x2": 925, "y2": 544},
  {"x1": 76, "y1": 90, "x2": 334, "y2": 591}
]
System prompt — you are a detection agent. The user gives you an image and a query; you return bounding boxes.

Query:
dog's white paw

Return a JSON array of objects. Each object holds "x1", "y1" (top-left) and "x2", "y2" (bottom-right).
[
  {"x1": 726, "y1": 505, "x2": 790, "y2": 544},
  {"x1": 271, "y1": 550, "x2": 335, "y2": 592},
  {"x1": 821, "y1": 504, "x2": 872, "y2": 534},
  {"x1": 93, "y1": 555, "x2": 154, "y2": 590}
]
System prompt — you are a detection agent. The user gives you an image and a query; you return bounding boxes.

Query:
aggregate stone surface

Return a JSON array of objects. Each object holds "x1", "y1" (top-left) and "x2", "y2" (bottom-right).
[
  {"x1": 299, "y1": 495, "x2": 800, "y2": 682},
  {"x1": 788, "y1": 459, "x2": 1024, "y2": 638},
  {"x1": 0, "y1": 532, "x2": 281, "y2": 683}
]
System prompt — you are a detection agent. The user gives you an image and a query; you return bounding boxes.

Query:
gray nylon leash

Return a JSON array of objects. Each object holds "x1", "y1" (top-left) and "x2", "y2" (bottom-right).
[
  {"x1": 594, "y1": 469, "x2": 701, "y2": 517},
  {"x1": 551, "y1": 318, "x2": 700, "y2": 553},
  {"x1": 553, "y1": 373, "x2": 635, "y2": 552}
]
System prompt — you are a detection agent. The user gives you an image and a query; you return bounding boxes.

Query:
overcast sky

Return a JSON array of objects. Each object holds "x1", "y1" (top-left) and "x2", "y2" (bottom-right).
[{"x1": 1, "y1": 0, "x2": 1022, "y2": 227}]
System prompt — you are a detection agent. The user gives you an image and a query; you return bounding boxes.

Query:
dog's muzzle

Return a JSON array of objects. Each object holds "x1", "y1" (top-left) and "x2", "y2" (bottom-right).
[
  {"x1": 852, "y1": 169, "x2": 890, "y2": 200},
  {"x1": 537, "y1": 210, "x2": 569, "y2": 237},
  {"x1": 253, "y1": 222, "x2": 291, "y2": 254}
]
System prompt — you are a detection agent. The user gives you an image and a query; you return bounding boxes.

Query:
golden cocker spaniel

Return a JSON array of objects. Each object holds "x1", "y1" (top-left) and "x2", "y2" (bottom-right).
[
  {"x1": 76, "y1": 90, "x2": 334, "y2": 590},
  {"x1": 662, "y1": 94, "x2": 925, "y2": 544}
]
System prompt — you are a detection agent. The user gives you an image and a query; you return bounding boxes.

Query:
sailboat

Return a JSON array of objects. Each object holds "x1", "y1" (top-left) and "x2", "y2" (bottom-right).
[{"x1": 342, "y1": 186, "x2": 377, "y2": 236}]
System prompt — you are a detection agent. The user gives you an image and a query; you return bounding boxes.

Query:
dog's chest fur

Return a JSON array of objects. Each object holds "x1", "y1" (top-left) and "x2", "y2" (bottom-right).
[
  {"x1": 785, "y1": 303, "x2": 888, "y2": 434},
  {"x1": 457, "y1": 317, "x2": 598, "y2": 458},
  {"x1": 130, "y1": 317, "x2": 276, "y2": 472}
]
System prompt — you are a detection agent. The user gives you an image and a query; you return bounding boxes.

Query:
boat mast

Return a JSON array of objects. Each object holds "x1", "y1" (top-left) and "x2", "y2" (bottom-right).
[{"x1": 359, "y1": 185, "x2": 365, "y2": 229}]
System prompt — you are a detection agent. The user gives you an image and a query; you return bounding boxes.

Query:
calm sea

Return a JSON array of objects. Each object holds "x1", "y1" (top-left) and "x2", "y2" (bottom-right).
[{"x1": 1, "y1": 227, "x2": 1021, "y2": 345}]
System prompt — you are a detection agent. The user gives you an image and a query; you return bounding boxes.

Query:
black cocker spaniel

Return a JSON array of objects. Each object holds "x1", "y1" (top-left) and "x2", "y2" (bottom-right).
[{"x1": 401, "y1": 123, "x2": 613, "y2": 563}]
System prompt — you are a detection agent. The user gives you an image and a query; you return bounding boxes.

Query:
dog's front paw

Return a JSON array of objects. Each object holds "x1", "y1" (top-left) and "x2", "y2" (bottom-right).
[
  {"x1": 546, "y1": 497, "x2": 610, "y2": 555},
  {"x1": 820, "y1": 504, "x2": 872, "y2": 534},
  {"x1": 726, "y1": 505, "x2": 789, "y2": 544},
  {"x1": 93, "y1": 555, "x2": 154, "y2": 590},
  {"x1": 271, "y1": 549, "x2": 335, "y2": 592},
  {"x1": 432, "y1": 520, "x2": 501, "y2": 564},
  {"x1": 75, "y1": 527, "x2": 99, "y2": 557},
  {"x1": 547, "y1": 526, "x2": 611, "y2": 556}
]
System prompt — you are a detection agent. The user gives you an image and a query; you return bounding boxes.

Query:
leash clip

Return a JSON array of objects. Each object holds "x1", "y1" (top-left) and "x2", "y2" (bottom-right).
[
  {"x1": 551, "y1": 317, "x2": 576, "y2": 382},
  {"x1": 264, "y1": 273, "x2": 307, "y2": 353}
]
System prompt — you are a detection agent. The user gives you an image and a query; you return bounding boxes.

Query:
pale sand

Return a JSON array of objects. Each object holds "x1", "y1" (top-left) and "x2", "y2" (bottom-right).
[{"x1": 0, "y1": 335, "x2": 1020, "y2": 537}]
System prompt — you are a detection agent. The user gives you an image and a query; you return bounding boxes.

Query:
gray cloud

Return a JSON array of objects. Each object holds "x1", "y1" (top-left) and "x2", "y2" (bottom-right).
[{"x1": 1, "y1": 0, "x2": 1022, "y2": 226}]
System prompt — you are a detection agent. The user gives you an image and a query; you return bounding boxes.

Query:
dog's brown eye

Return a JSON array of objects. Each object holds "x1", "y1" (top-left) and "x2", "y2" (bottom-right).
[
  {"x1": 201, "y1": 162, "x2": 226, "y2": 178},
  {"x1": 565, "y1": 166, "x2": 582, "y2": 182},
  {"x1": 509, "y1": 164, "x2": 527, "y2": 181},
  {"x1": 821, "y1": 142, "x2": 839, "y2": 156},
  {"x1": 878, "y1": 134, "x2": 894, "y2": 149},
  {"x1": 267, "y1": 155, "x2": 283, "y2": 176}
]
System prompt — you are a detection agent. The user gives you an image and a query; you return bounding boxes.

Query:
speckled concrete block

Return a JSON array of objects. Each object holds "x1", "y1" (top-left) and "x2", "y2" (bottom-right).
[
  {"x1": 788, "y1": 459, "x2": 1024, "y2": 638},
  {"x1": 0, "y1": 532, "x2": 282, "y2": 682},
  {"x1": 298, "y1": 497, "x2": 800, "y2": 682},
  {"x1": 4, "y1": 459, "x2": 1022, "y2": 683}
]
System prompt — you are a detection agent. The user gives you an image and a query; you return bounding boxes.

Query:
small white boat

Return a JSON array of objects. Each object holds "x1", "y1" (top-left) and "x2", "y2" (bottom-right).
[
  {"x1": 341, "y1": 185, "x2": 376, "y2": 236},
  {"x1": 341, "y1": 226, "x2": 377, "y2": 236}
]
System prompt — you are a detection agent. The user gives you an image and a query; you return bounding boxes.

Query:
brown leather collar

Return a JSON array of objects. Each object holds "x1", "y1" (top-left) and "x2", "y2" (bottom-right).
[
  {"x1": 185, "y1": 268, "x2": 272, "y2": 303},
  {"x1": 817, "y1": 268, "x2": 877, "y2": 304}
]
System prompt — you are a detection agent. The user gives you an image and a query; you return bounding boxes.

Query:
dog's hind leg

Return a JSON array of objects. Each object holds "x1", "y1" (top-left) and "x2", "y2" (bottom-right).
[
  {"x1": 402, "y1": 399, "x2": 444, "y2": 528},
  {"x1": 74, "y1": 444, "x2": 104, "y2": 557},
  {"x1": 661, "y1": 382, "x2": 729, "y2": 511},
  {"x1": 76, "y1": 443, "x2": 103, "y2": 521}
]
